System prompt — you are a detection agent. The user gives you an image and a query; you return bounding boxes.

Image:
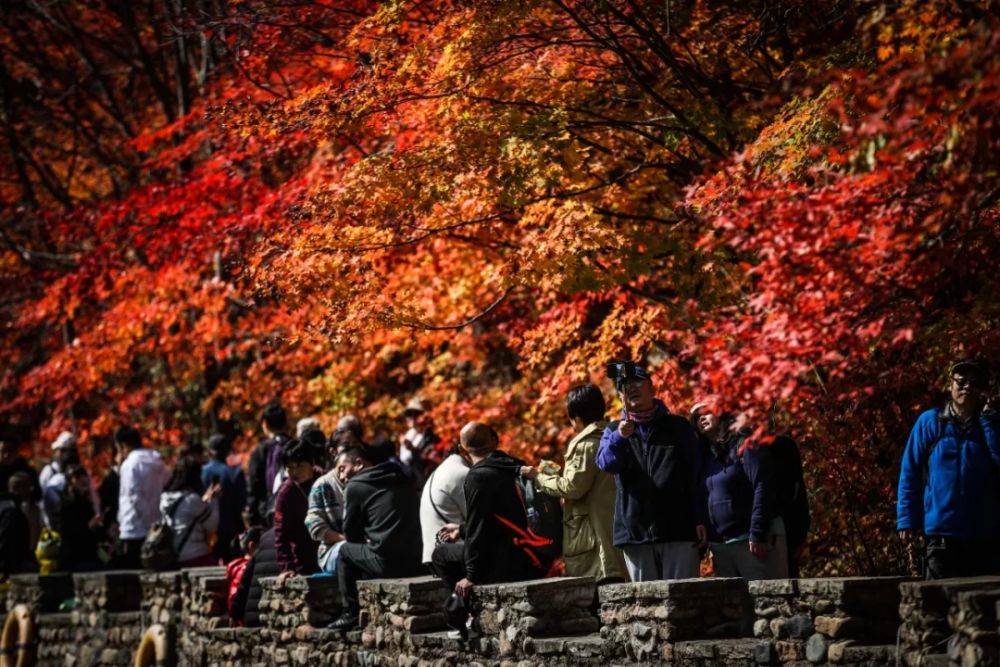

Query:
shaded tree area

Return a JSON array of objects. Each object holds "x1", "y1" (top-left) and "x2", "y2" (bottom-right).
[{"x1": 0, "y1": 0, "x2": 996, "y2": 575}]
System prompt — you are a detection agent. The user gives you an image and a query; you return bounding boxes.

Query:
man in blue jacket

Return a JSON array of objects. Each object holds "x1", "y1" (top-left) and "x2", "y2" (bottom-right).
[
  {"x1": 597, "y1": 362, "x2": 707, "y2": 581},
  {"x1": 897, "y1": 359, "x2": 1000, "y2": 579}
]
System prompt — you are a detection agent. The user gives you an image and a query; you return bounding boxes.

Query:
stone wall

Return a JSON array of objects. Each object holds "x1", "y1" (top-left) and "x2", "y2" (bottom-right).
[{"x1": 7, "y1": 570, "x2": 1000, "y2": 666}]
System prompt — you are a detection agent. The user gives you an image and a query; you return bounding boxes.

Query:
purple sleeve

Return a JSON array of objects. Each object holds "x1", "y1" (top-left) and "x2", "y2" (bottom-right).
[{"x1": 596, "y1": 424, "x2": 630, "y2": 473}]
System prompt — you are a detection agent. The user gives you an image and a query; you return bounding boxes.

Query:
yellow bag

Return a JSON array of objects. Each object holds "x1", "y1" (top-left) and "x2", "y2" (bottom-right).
[{"x1": 35, "y1": 528, "x2": 61, "y2": 575}]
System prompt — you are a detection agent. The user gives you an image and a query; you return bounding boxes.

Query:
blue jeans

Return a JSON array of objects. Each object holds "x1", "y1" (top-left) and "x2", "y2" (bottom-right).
[{"x1": 320, "y1": 541, "x2": 345, "y2": 575}]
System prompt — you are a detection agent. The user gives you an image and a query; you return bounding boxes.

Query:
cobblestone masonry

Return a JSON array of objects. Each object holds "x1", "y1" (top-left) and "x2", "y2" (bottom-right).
[{"x1": 7, "y1": 571, "x2": 1000, "y2": 666}]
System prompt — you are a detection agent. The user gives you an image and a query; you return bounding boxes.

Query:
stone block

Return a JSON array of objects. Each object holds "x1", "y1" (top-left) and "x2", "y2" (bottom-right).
[
  {"x1": 8, "y1": 572, "x2": 75, "y2": 613},
  {"x1": 599, "y1": 577, "x2": 748, "y2": 646},
  {"x1": 471, "y1": 577, "x2": 598, "y2": 641},
  {"x1": 73, "y1": 570, "x2": 143, "y2": 614}
]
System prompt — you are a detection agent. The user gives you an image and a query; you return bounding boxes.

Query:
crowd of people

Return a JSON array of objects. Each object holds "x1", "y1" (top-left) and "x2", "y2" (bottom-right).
[{"x1": 0, "y1": 357, "x2": 996, "y2": 638}]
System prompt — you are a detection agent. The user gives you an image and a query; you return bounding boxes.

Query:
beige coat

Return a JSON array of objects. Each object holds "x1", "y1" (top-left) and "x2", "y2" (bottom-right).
[{"x1": 535, "y1": 421, "x2": 627, "y2": 581}]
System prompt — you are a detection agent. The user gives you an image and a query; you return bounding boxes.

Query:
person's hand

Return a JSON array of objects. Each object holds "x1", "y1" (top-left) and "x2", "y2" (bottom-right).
[
  {"x1": 618, "y1": 421, "x2": 635, "y2": 438},
  {"x1": 277, "y1": 570, "x2": 294, "y2": 585},
  {"x1": 202, "y1": 483, "x2": 222, "y2": 502},
  {"x1": 695, "y1": 524, "x2": 708, "y2": 549},
  {"x1": 455, "y1": 578, "x2": 474, "y2": 598},
  {"x1": 898, "y1": 530, "x2": 913, "y2": 542},
  {"x1": 323, "y1": 529, "x2": 344, "y2": 545},
  {"x1": 88, "y1": 514, "x2": 101, "y2": 530},
  {"x1": 520, "y1": 466, "x2": 538, "y2": 480},
  {"x1": 438, "y1": 524, "x2": 461, "y2": 543},
  {"x1": 749, "y1": 540, "x2": 768, "y2": 560}
]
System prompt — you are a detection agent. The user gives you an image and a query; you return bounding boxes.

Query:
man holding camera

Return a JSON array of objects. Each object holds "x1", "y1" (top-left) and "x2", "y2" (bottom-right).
[{"x1": 597, "y1": 362, "x2": 707, "y2": 581}]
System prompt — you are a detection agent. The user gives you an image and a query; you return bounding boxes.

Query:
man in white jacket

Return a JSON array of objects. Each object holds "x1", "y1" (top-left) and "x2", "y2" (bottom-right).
[
  {"x1": 115, "y1": 425, "x2": 169, "y2": 568},
  {"x1": 419, "y1": 444, "x2": 468, "y2": 567}
]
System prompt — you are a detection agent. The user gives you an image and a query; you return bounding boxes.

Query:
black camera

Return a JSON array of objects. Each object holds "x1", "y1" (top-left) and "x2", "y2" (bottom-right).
[{"x1": 606, "y1": 360, "x2": 639, "y2": 390}]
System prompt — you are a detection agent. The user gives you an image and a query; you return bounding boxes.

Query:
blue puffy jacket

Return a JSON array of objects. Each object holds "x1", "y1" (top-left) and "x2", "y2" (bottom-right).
[
  {"x1": 896, "y1": 407, "x2": 1000, "y2": 539},
  {"x1": 702, "y1": 433, "x2": 776, "y2": 543}
]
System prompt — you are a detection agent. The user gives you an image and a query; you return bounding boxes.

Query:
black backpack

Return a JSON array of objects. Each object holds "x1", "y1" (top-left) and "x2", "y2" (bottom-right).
[
  {"x1": 514, "y1": 477, "x2": 563, "y2": 570},
  {"x1": 141, "y1": 496, "x2": 206, "y2": 571}
]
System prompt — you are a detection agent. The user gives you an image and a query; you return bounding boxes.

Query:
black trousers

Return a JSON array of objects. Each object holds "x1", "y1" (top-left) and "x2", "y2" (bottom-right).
[
  {"x1": 337, "y1": 543, "x2": 387, "y2": 614},
  {"x1": 925, "y1": 536, "x2": 1000, "y2": 579},
  {"x1": 429, "y1": 541, "x2": 466, "y2": 590},
  {"x1": 116, "y1": 538, "x2": 145, "y2": 570}
]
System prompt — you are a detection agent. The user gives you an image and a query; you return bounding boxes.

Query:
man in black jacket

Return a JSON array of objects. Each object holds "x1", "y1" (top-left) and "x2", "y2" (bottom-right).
[
  {"x1": 432, "y1": 422, "x2": 541, "y2": 601},
  {"x1": 328, "y1": 447, "x2": 423, "y2": 630},
  {"x1": 596, "y1": 363, "x2": 707, "y2": 581},
  {"x1": 246, "y1": 403, "x2": 292, "y2": 527}
]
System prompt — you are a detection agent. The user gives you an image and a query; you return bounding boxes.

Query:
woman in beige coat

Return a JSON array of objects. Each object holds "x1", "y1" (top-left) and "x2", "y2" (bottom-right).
[{"x1": 522, "y1": 384, "x2": 627, "y2": 582}]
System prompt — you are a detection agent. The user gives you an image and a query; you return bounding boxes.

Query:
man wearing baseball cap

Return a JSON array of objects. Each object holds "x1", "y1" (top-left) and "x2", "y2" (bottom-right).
[
  {"x1": 597, "y1": 361, "x2": 707, "y2": 581},
  {"x1": 897, "y1": 359, "x2": 1000, "y2": 578}
]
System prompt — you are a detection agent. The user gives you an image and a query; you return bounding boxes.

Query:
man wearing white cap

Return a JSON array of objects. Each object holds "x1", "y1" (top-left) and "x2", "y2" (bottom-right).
[{"x1": 39, "y1": 431, "x2": 94, "y2": 528}]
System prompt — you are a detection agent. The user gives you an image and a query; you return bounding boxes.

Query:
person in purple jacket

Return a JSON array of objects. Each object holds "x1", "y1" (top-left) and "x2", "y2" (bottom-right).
[
  {"x1": 596, "y1": 361, "x2": 707, "y2": 581},
  {"x1": 692, "y1": 404, "x2": 788, "y2": 580},
  {"x1": 274, "y1": 440, "x2": 321, "y2": 576}
]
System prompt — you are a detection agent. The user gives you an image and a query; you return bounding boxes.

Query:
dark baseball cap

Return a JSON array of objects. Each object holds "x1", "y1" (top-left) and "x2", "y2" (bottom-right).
[{"x1": 951, "y1": 358, "x2": 989, "y2": 382}]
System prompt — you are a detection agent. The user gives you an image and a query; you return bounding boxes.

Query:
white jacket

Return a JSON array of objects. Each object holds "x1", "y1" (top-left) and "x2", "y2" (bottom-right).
[
  {"x1": 418, "y1": 453, "x2": 469, "y2": 563},
  {"x1": 118, "y1": 448, "x2": 169, "y2": 540},
  {"x1": 159, "y1": 491, "x2": 219, "y2": 563}
]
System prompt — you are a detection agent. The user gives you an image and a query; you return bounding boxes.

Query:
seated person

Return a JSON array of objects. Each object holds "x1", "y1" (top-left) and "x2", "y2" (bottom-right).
[
  {"x1": 230, "y1": 527, "x2": 278, "y2": 627},
  {"x1": 327, "y1": 447, "x2": 422, "y2": 630},
  {"x1": 305, "y1": 448, "x2": 356, "y2": 575},
  {"x1": 430, "y1": 423, "x2": 544, "y2": 606},
  {"x1": 274, "y1": 440, "x2": 322, "y2": 575}
]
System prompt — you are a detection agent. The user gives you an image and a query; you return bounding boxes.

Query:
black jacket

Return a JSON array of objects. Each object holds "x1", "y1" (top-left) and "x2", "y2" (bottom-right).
[
  {"x1": 771, "y1": 435, "x2": 810, "y2": 550},
  {"x1": 597, "y1": 403, "x2": 706, "y2": 546},
  {"x1": 0, "y1": 493, "x2": 36, "y2": 576},
  {"x1": 463, "y1": 450, "x2": 540, "y2": 584},
  {"x1": 232, "y1": 527, "x2": 279, "y2": 627},
  {"x1": 342, "y1": 461, "x2": 422, "y2": 573},
  {"x1": 246, "y1": 434, "x2": 289, "y2": 527},
  {"x1": 57, "y1": 492, "x2": 100, "y2": 571}
]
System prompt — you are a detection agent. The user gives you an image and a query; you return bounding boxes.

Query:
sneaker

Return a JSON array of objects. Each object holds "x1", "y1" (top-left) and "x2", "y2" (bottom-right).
[
  {"x1": 326, "y1": 614, "x2": 358, "y2": 631},
  {"x1": 446, "y1": 629, "x2": 463, "y2": 640}
]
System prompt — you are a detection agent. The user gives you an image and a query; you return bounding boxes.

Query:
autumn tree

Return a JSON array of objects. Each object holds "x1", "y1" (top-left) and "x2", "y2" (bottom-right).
[{"x1": 0, "y1": 0, "x2": 995, "y2": 575}]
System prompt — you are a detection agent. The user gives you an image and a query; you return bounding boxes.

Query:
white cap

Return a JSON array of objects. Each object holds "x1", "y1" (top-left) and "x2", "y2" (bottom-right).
[{"x1": 51, "y1": 431, "x2": 77, "y2": 451}]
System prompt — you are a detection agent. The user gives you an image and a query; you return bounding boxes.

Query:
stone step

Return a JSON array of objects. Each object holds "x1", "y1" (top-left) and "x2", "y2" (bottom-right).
[
  {"x1": 7, "y1": 572, "x2": 74, "y2": 613},
  {"x1": 73, "y1": 569, "x2": 144, "y2": 613},
  {"x1": 600, "y1": 577, "x2": 749, "y2": 661},
  {"x1": 751, "y1": 577, "x2": 907, "y2": 645},
  {"x1": 472, "y1": 576, "x2": 599, "y2": 638},
  {"x1": 259, "y1": 574, "x2": 341, "y2": 632},
  {"x1": 359, "y1": 575, "x2": 450, "y2": 648},
  {"x1": 900, "y1": 576, "x2": 1000, "y2": 665}
]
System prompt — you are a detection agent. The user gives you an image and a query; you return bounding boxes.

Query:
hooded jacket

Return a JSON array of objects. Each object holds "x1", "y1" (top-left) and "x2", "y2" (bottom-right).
[
  {"x1": 897, "y1": 406, "x2": 1000, "y2": 539},
  {"x1": 702, "y1": 431, "x2": 776, "y2": 543},
  {"x1": 463, "y1": 450, "x2": 540, "y2": 584},
  {"x1": 342, "y1": 461, "x2": 421, "y2": 571},
  {"x1": 118, "y1": 448, "x2": 169, "y2": 540},
  {"x1": 597, "y1": 401, "x2": 706, "y2": 546}
]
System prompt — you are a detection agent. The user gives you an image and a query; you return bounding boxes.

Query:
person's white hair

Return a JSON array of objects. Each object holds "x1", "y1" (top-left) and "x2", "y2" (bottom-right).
[
  {"x1": 51, "y1": 431, "x2": 77, "y2": 451},
  {"x1": 296, "y1": 417, "x2": 321, "y2": 438}
]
